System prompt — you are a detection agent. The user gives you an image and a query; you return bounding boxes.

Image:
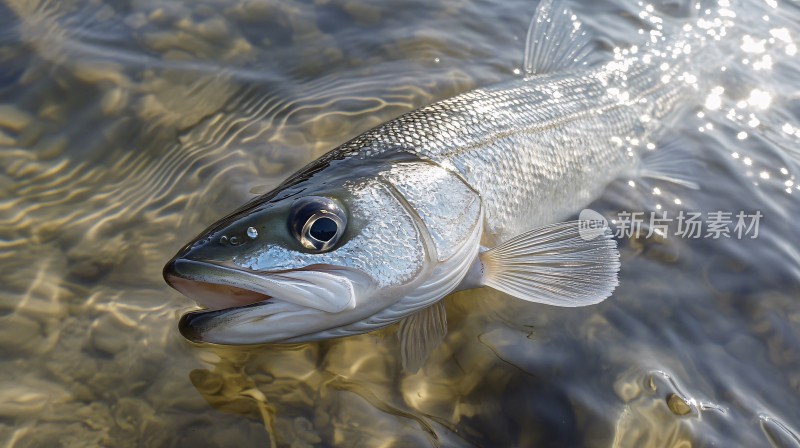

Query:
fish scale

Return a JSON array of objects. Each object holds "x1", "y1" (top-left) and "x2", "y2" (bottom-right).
[{"x1": 327, "y1": 50, "x2": 696, "y2": 243}]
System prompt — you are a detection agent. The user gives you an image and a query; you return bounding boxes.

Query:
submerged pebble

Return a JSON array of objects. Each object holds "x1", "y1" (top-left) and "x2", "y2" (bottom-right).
[
  {"x1": 0, "y1": 104, "x2": 33, "y2": 131},
  {"x1": 0, "y1": 380, "x2": 69, "y2": 417},
  {"x1": 666, "y1": 393, "x2": 694, "y2": 416},
  {"x1": 0, "y1": 130, "x2": 16, "y2": 146},
  {"x1": 101, "y1": 88, "x2": 129, "y2": 115},
  {"x1": 0, "y1": 314, "x2": 41, "y2": 353},
  {"x1": 90, "y1": 315, "x2": 131, "y2": 356},
  {"x1": 72, "y1": 61, "x2": 130, "y2": 87}
]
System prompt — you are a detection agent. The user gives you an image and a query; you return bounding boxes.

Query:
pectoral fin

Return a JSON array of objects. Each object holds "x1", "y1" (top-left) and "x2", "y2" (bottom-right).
[
  {"x1": 463, "y1": 220, "x2": 620, "y2": 307},
  {"x1": 398, "y1": 300, "x2": 448, "y2": 374}
]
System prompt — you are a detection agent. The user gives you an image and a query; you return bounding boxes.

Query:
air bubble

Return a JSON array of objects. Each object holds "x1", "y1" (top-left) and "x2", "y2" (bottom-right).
[{"x1": 247, "y1": 227, "x2": 258, "y2": 239}]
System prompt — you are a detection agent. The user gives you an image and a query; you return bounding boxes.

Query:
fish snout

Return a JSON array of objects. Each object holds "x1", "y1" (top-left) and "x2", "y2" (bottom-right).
[{"x1": 162, "y1": 256, "x2": 182, "y2": 289}]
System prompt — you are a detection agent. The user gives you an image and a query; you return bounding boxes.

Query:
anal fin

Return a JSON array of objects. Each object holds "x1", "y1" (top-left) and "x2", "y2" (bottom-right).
[
  {"x1": 398, "y1": 300, "x2": 448, "y2": 374},
  {"x1": 637, "y1": 139, "x2": 703, "y2": 190}
]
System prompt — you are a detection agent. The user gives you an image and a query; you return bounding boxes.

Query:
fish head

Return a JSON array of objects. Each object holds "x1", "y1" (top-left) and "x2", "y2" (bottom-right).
[{"x1": 164, "y1": 153, "x2": 482, "y2": 345}]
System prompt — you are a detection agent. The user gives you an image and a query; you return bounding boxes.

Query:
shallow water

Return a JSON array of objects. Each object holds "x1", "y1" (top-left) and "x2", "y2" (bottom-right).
[{"x1": 1, "y1": 0, "x2": 800, "y2": 446}]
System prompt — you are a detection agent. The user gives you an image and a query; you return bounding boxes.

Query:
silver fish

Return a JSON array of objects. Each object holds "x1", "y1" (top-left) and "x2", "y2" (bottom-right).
[{"x1": 164, "y1": 0, "x2": 722, "y2": 371}]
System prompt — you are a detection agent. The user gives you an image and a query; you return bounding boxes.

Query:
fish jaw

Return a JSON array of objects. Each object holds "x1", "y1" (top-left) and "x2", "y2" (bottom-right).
[
  {"x1": 178, "y1": 300, "x2": 312, "y2": 344},
  {"x1": 164, "y1": 258, "x2": 382, "y2": 344}
]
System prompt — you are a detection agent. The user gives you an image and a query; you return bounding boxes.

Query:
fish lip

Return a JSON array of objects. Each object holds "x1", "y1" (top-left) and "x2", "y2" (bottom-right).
[
  {"x1": 164, "y1": 258, "x2": 276, "y2": 309},
  {"x1": 165, "y1": 258, "x2": 246, "y2": 290},
  {"x1": 166, "y1": 257, "x2": 368, "y2": 313},
  {"x1": 178, "y1": 301, "x2": 278, "y2": 344}
]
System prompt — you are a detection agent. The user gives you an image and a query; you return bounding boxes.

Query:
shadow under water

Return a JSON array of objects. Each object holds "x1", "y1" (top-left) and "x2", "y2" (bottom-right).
[{"x1": 1, "y1": 0, "x2": 800, "y2": 446}]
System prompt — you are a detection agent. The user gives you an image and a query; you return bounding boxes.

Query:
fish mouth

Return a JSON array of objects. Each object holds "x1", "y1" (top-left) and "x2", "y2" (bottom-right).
[
  {"x1": 164, "y1": 259, "x2": 369, "y2": 344},
  {"x1": 164, "y1": 259, "x2": 361, "y2": 313},
  {"x1": 165, "y1": 259, "x2": 275, "y2": 312}
]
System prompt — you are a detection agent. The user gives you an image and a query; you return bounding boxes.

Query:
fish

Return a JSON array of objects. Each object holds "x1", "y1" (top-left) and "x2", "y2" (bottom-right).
[{"x1": 164, "y1": 0, "x2": 723, "y2": 371}]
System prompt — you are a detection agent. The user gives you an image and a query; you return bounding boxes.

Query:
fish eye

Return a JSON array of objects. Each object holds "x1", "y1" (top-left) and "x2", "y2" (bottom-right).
[{"x1": 288, "y1": 196, "x2": 347, "y2": 252}]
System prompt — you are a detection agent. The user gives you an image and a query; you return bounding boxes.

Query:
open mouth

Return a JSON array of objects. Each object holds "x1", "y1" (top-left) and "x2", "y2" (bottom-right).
[
  {"x1": 164, "y1": 258, "x2": 375, "y2": 345},
  {"x1": 164, "y1": 259, "x2": 275, "y2": 311},
  {"x1": 164, "y1": 258, "x2": 360, "y2": 314}
]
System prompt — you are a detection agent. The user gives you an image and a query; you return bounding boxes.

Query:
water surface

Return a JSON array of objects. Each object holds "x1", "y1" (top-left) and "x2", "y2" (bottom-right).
[{"x1": 1, "y1": 0, "x2": 800, "y2": 446}]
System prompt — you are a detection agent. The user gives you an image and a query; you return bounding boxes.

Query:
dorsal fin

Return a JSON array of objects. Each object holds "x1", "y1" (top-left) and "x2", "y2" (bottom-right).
[{"x1": 523, "y1": 0, "x2": 592, "y2": 76}]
